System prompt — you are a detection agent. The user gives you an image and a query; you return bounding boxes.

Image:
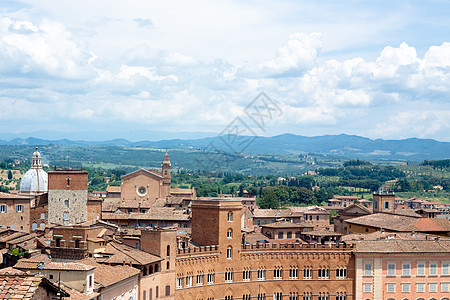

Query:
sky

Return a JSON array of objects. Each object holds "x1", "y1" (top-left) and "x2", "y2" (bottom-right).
[{"x1": 1, "y1": 0, "x2": 450, "y2": 141}]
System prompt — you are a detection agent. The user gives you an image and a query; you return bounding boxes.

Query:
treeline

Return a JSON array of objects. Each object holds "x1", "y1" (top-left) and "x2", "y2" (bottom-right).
[
  {"x1": 258, "y1": 186, "x2": 334, "y2": 209},
  {"x1": 422, "y1": 159, "x2": 450, "y2": 169}
]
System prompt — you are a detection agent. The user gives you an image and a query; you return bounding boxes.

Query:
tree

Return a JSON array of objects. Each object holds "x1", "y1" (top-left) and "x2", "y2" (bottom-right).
[
  {"x1": 7, "y1": 170, "x2": 12, "y2": 180},
  {"x1": 258, "y1": 187, "x2": 280, "y2": 209}
]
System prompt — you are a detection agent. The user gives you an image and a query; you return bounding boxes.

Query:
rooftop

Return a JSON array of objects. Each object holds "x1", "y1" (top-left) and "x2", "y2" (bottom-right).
[{"x1": 355, "y1": 239, "x2": 450, "y2": 253}]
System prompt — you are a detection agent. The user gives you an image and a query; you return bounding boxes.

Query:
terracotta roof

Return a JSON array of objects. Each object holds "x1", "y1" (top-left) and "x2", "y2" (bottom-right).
[
  {"x1": 0, "y1": 192, "x2": 31, "y2": 199},
  {"x1": 393, "y1": 209, "x2": 422, "y2": 217},
  {"x1": 355, "y1": 240, "x2": 450, "y2": 253},
  {"x1": 76, "y1": 258, "x2": 140, "y2": 289},
  {"x1": 121, "y1": 169, "x2": 162, "y2": 180},
  {"x1": 345, "y1": 213, "x2": 450, "y2": 233},
  {"x1": 261, "y1": 222, "x2": 314, "y2": 229},
  {"x1": 42, "y1": 262, "x2": 95, "y2": 271},
  {"x1": 102, "y1": 208, "x2": 189, "y2": 221},
  {"x1": 98, "y1": 241, "x2": 162, "y2": 266},
  {"x1": 106, "y1": 186, "x2": 121, "y2": 193},
  {"x1": 102, "y1": 203, "x2": 119, "y2": 212},
  {"x1": 342, "y1": 231, "x2": 450, "y2": 242},
  {"x1": 302, "y1": 228, "x2": 343, "y2": 237},
  {"x1": 253, "y1": 209, "x2": 300, "y2": 218},
  {"x1": 119, "y1": 199, "x2": 165, "y2": 209},
  {"x1": 59, "y1": 282, "x2": 98, "y2": 300},
  {"x1": 0, "y1": 268, "x2": 69, "y2": 299}
]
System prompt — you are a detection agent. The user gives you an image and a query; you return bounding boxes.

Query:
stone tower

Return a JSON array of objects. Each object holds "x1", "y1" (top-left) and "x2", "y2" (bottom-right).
[
  {"x1": 373, "y1": 192, "x2": 395, "y2": 214},
  {"x1": 48, "y1": 170, "x2": 88, "y2": 225},
  {"x1": 161, "y1": 150, "x2": 171, "y2": 198}
]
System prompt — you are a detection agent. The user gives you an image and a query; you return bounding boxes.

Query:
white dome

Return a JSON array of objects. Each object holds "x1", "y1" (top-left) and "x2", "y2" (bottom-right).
[
  {"x1": 19, "y1": 147, "x2": 48, "y2": 194},
  {"x1": 19, "y1": 168, "x2": 48, "y2": 193}
]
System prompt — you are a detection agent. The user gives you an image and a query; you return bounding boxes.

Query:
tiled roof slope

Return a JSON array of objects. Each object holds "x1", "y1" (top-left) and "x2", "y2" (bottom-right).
[
  {"x1": 98, "y1": 241, "x2": 162, "y2": 265},
  {"x1": 77, "y1": 258, "x2": 140, "y2": 288},
  {"x1": 355, "y1": 240, "x2": 450, "y2": 253}
]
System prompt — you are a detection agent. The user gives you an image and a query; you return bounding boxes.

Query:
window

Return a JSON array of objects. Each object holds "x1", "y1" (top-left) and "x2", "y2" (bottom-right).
[
  {"x1": 0, "y1": 205, "x2": 7, "y2": 213},
  {"x1": 156, "y1": 286, "x2": 159, "y2": 298},
  {"x1": 225, "y1": 297, "x2": 233, "y2": 300},
  {"x1": 443, "y1": 262, "x2": 449, "y2": 275},
  {"x1": 243, "y1": 295, "x2": 251, "y2": 300},
  {"x1": 258, "y1": 269, "x2": 266, "y2": 280},
  {"x1": 11, "y1": 224, "x2": 14, "y2": 230},
  {"x1": 363, "y1": 283, "x2": 372, "y2": 293},
  {"x1": 176, "y1": 278, "x2": 182, "y2": 289},
  {"x1": 185, "y1": 275, "x2": 192, "y2": 287},
  {"x1": 274, "y1": 292, "x2": 282, "y2": 300},
  {"x1": 402, "y1": 263, "x2": 410, "y2": 276},
  {"x1": 63, "y1": 212, "x2": 69, "y2": 221},
  {"x1": 417, "y1": 262, "x2": 425, "y2": 276},
  {"x1": 16, "y1": 205, "x2": 24, "y2": 212},
  {"x1": 364, "y1": 263, "x2": 372, "y2": 276},
  {"x1": 336, "y1": 295, "x2": 346, "y2": 300},
  {"x1": 243, "y1": 270, "x2": 251, "y2": 281},
  {"x1": 278, "y1": 232, "x2": 284, "y2": 239},
  {"x1": 226, "y1": 247, "x2": 232, "y2": 259},
  {"x1": 257, "y1": 293, "x2": 266, "y2": 300},
  {"x1": 303, "y1": 268, "x2": 312, "y2": 279},
  {"x1": 386, "y1": 283, "x2": 396, "y2": 293},
  {"x1": 442, "y1": 282, "x2": 449, "y2": 292},
  {"x1": 387, "y1": 263, "x2": 396, "y2": 276},
  {"x1": 274, "y1": 267, "x2": 283, "y2": 279},
  {"x1": 289, "y1": 293, "x2": 298, "y2": 300},
  {"x1": 225, "y1": 271, "x2": 233, "y2": 282},
  {"x1": 429, "y1": 282, "x2": 437, "y2": 292},
  {"x1": 40, "y1": 213, "x2": 45, "y2": 219},
  {"x1": 149, "y1": 288, "x2": 152, "y2": 300},
  {"x1": 49, "y1": 274, "x2": 54, "y2": 279},
  {"x1": 295, "y1": 231, "x2": 301, "y2": 238},
  {"x1": 384, "y1": 201, "x2": 390, "y2": 209},
  {"x1": 207, "y1": 273, "x2": 214, "y2": 284},
  {"x1": 416, "y1": 283, "x2": 425, "y2": 292},
  {"x1": 227, "y1": 229, "x2": 232, "y2": 239},
  {"x1": 143, "y1": 290, "x2": 146, "y2": 300},
  {"x1": 318, "y1": 295, "x2": 328, "y2": 300},
  {"x1": 302, "y1": 295, "x2": 312, "y2": 300},
  {"x1": 401, "y1": 283, "x2": 410, "y2": 292},
  {"x1": 336, "y1": 268, "x2": 347, "y2": 279},
  {"x1": 318, "y1": 268, "x2": 329, "y2": 279},
  {"x1": 429, "y1": 262, "x2": 437, "y2": 275},
  {"x1": 64, "y1": 200, "x2": 69, "y2": 208},
  {"x1": 197, "y1": 274, "x2": 203, "y2": 286},
  {"x1": 166, "y1": 245, "x2": 170, "y2": 256},
  {"x1": 66, "y1": 177, "x2": 71, "y2": 187},
  {"x1": 286, "y1": 231, "x2": 292, "y2": 238},
  {"x1": 227, "y1": 212, "x2": 233, "y2": 222},
  {"x1": 165, "y1": 285, "x2": 170, "y2": 296},
  {"x1": 289, "y1": 268, "x2": 298, "y2": 279}
]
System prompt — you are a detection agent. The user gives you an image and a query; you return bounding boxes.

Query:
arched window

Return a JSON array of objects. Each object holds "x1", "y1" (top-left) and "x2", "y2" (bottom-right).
[
  {"x1": 155, "y1": 264, "x2": 159, "y2": 272},
  {"x1": 227, "y1": 246, "x2": 232, "y2": 259},
  {"x1": 165, "y1": 285, "x2": 170, "y2": 296},
  {"x1": 227, "y1": 212, "x2": 233, "y2": 222},
  {"x1": 32, "y1": 223, "x2": 37, "y2": 230},
  {"x1": 167, "y1": 245, "x2": 170, "y2": 256},
  {"x1": 149, "y1": 265, "x2": 153, "y2": 274},
  {"x1": 166, "y1": 261, "x2": 170, "y2": 270},
  {"x1": 64, "y1": 200, "x2": 69, "y2": 208},
  {"x1": 227, "y1": 229, "x2": 232, "y2": 239}
]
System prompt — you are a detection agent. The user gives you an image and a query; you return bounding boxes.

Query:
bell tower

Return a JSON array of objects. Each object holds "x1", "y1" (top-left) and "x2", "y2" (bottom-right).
[{"x1": 161, "y1": 150, "x2": 171, "y2": 198}]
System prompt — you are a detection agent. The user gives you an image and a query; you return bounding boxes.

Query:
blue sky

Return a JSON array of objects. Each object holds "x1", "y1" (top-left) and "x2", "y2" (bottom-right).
[{"x1": 1, "y1": 0, "x2": 450, "y2": 141}]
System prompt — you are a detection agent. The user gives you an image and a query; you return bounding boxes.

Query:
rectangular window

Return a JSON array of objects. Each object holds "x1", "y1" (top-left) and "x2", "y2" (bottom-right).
[
  {"x1": 363, "y1": 283, "x2": 372, "y2": 293},
  {"x1": 16, "y1": 205, "x2": 24, "y2": 212},
  {"x1": 387, "y1": 263, "x2": 396, "y2": 276},
  {"x1": 258, "y1": 269, "x2": 266, "y2": 280},
  {"x1": 402, "y1": 263, "x2": 411, "y2": 276},
  {"x1": 207, "y1": 273, "x2": 214, "y2": 284},
  {"x1": 336, "y1": 268, "x2": 347, "y2": 279},
  {"x1": 416, "y1": 283, "x2": 425, "y2": 292},
  {"x1": 243, "y1": 270, "x2": 251, "y2": 281},
  {"x1": 197, "y1": 274, "x2": 203, "y2": 286},
  {"x1": 417, "y1": 262, "x2": 425, "y2": 276},
  {"x1": 156, "y1": 286, "x2": 158, "y2": 298},
  {"x1": 0, "y1": 205, "x2": 7, "y2": 213},
  {"x1": 40, "y1": 213, "x2": 45, "y2": 219},
  {"x1": 225, "y1": 271, "x2": 233, "y2": 282},
  {"x1": 386, "y1": 283, "x2": 396, "y2": 293},
  {"x1": 303, "y1": 268, "x2": 312, "y2": 279},
  {"x1": 176, "y1": 278, "x2": 183, "y2": 289},
  {"x1": 384, "y1": 201, "x2": 390, "y2": 209},
  {"x1": 364, "y1": 263, "x2": 372, "y2": 276},
  {"x1": 289, "y1": 268, "x2": 298, "y2": 279},
  {"x1": 63, "y1": 212, "x2": 69, "y2": 221},
  {"x1": 429, "y1": 283, "x2": 437, "y2": 292},
  {"x1": 401, "y1": 283, "x2": 411, "y2": 293},
  {"x1": 273, "y1": 268, "x2": 283, "y2": 279},
  {"x1": 442, "y1": 282, "x2": 449, "y2": 292},
  {"x1": 429, "y1": 262, "x2": 437, "y2": 275},
  {"x1": 443, "y1": 263, "x2": 449, "y2": 275},
  {"x1": 318, "y1": 269, "x2": 329, "y2": 279},
  {"x1": 185, "y1": 276, "x2": 192, "y2": 287}
]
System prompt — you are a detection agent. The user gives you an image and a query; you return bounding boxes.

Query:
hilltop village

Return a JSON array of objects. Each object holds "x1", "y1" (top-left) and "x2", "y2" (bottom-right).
[{"x1": 0, "y1": 148, "x2": 449, "y2": 300}]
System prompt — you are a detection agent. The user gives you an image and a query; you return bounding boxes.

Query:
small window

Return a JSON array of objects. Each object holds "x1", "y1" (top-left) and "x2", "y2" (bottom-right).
[
  {"x1": 40, "y1": 213, "x2": 45, "y2": 219},
  {"x1": 16, "y1": 205, "x2": 24, "y2": 212},
  {"x1": 227, "y1": 212, "x2": 233, "y2": 222},
  {"x1": 387, "y1": 263, "x2": 396, "y2": 276},
  {"x1": 49, "y1": 274, "x2": 53, "y2": 279},
  {"x1": 417, "y1": 262, "x2": 425, "y2": 275},
  {"x1": 429, "y1": 262, "x2": 437, "y2": 275},
  {"x1": 227, "y1": 229, "x2": 233, "y2": 239},
  {"x1": 364, "y1": 263, "x2": 372, "y2": 276},
  {"x1": 0, "y1": 205, "x2": 7, "y2": 213},
  {"x1": 64, "y1": 200, "x2": 69, "y2": 208},
  {"x1": 165, "y1": 285, "x2": 170, "y2": 296},
  {"x1": 11, "y1": 224, "x2": 15, "y2": 230},
  {"x1": 63, "y1": 212, "x2": 69, "y2": 221},
  {"x1": 66, "y1": 177, "x2": 71, "y2": 187},
  {"x1": 363, "y1": 283, "x2": 372, "y2": 293},
  {"x1": 401, "y1": 283, "x2": 410, "y2": 292},
  {"x1": 226, "y1": 246, "x2": 232, "y2": 259},
  {"x1": 402, "y1": 263, "x2": 411, "y2": 276},
  {"x1": 384, "y1": 201, "x2": 390, "y2": 209}
]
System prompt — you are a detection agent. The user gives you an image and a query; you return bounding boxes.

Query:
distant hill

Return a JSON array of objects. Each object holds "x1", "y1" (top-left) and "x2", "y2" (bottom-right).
[{"x1": 0, "y1": 134, "x2": 448, "y2": 161}]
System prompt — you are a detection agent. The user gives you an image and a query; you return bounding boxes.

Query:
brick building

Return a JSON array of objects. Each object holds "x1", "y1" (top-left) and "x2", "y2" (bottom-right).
[{"x1": 0, "y1": 192, "x2": 32, "y2": 232}]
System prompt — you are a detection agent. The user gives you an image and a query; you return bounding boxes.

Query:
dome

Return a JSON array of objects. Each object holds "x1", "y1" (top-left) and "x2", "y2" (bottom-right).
[
  {"x1": 19, "y1": 168, "x2": 48, "y2": 193},
  {"x1": 163, "y1": 150, "x2": 170, "y2": 162},
  {"x1": 19, "y1": 147, "x2": 48, "y2": 194}
]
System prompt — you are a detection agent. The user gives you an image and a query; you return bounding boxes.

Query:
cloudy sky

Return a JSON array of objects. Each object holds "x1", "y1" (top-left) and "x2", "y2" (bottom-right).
[{"x1": 1, "y1": 0, "x2": 450, "y2": 141}]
